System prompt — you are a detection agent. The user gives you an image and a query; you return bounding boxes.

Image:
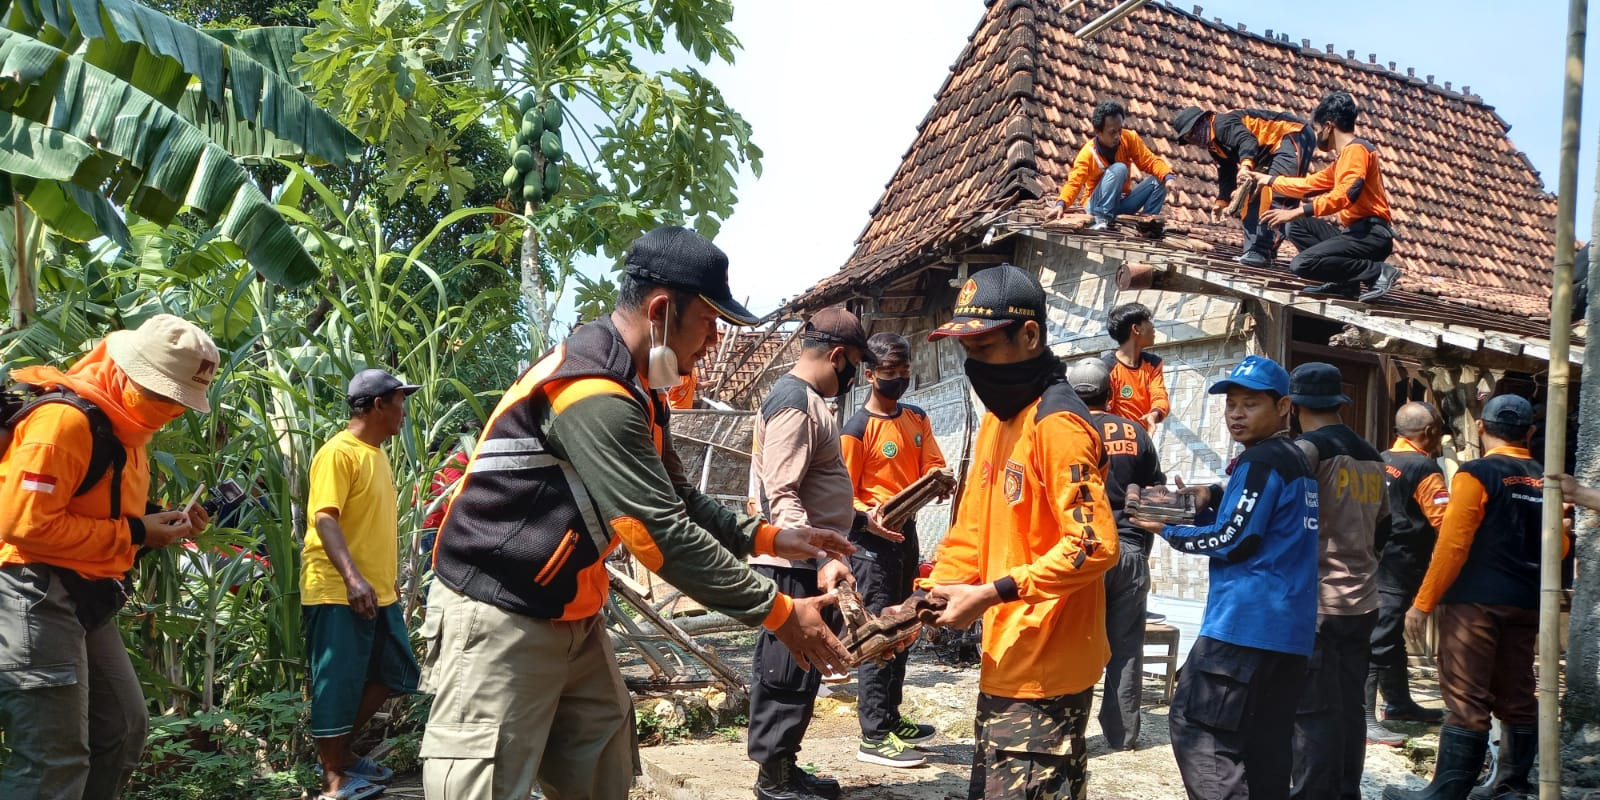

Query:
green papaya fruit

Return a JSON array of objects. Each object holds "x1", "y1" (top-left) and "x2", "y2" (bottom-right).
[
  {"x1": 502, "y1": 166, "x2": 521, "y2": 190},
  {"x1": 523, "y1": 171, "x2": 544, "y2": 202},
  {"x1": 518, "y1": 93, "x2": 538, "y2": 115},
  {"x1": 539, "y1": 130, "x2": 563, "y2": 160},
  {"x1": 543, "y1": 162, "x2": 561, "y2": 195},
  {"x1": 523, "y1": 109, "x2": 544, "y2": 135},
  {"x1": 543, "y1": 100, "x2": 562, "y2": 131},
  {"x1": 512, "y1": 147, "x2": 535, "y2": 172}
]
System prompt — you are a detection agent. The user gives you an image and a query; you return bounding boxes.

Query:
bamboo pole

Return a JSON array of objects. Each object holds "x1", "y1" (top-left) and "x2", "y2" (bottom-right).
[
  {"x1": 1541, "y1": 1, "x2": 1586, "y2": 796},
  {"x1": 1074, "y1": 0, "x2": 1151, "y2": 39}
]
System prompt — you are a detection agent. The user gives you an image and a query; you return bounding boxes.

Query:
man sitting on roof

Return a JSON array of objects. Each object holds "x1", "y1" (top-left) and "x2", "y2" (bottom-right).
[
  {"x1": 1244, "y1": 91, "x2": 1403, "y2": 304},
  {"x1": 1172, "y1": 106, "x2": 1316, "y2": 268},
  {"x1": 1056, "y1": 100, "x2": 1174, "y2": 230}
]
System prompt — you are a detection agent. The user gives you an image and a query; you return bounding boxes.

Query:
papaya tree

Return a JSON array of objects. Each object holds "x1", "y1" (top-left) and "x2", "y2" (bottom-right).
[
  {"x1": 297, "y1": 0, "x2": 762, "y2": 350},
  {"x1": 0, "y1": 0, "x2": 362, "y2": 328}
]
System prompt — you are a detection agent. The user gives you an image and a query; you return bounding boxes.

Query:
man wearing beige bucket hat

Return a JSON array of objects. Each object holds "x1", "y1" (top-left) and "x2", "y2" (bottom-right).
[{"x1": 0, "y1": 314, "x2": 219, "y2": 800}]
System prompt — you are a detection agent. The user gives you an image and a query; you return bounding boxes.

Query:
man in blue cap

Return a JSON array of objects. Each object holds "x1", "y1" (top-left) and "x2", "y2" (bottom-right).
[
  {"x1": 1130, "y1": 355, "x2": 1319, "y2": 800},
  {"x1": 1385, "y1": 395, "x2": 1545, "y2": 800}
]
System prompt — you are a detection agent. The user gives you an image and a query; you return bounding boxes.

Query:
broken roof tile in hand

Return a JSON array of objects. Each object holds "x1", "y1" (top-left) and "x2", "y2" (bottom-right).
[{"x1": 792, "y1": 0, "x2": 1558, "y2": 320}]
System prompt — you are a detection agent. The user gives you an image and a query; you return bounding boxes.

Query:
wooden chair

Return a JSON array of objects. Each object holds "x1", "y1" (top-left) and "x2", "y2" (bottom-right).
[{"x1": 1143, "y1": 622, "x2": 1181, "y2": 705}]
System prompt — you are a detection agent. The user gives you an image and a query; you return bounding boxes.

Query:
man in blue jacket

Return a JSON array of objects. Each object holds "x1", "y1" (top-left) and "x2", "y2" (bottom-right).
[{"x1": 1131, "y1": 355, "x2": 1319, "y2": 800}]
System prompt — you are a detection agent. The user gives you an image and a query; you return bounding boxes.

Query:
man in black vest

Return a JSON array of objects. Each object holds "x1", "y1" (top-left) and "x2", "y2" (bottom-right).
[
  {"x1": 1384, "y1": 395, "x2": 1543, "y2": 800},
  {"x1": 1369, "y1": 403, "x2": 1450, "y2": 748},
  {"x1": 1067, "y1": 357, "x2": 1164, "y2": 751}
]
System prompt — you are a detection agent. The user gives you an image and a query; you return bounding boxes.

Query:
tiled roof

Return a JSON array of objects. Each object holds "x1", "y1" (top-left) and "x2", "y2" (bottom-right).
[
  {"x1": 794, "y1": 0, "x2": 1560, "y2": 319},
  {"x1": 698, "y1": 324, "x2": 802, "y2": 408}
]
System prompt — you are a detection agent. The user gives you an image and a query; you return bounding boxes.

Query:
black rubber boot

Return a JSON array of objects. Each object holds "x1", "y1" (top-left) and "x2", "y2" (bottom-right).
[
  {"x1": 1383, "y1": 725, "x2": 1490, "y2": 800},
  {"x1": 790, "y1": 758, "x2": 842, "y2": 800},
  {"x1": 1367, "y1": 671, "x2": 1409, "y2": 747},
  {"x1": 1381, "y1": 663, "x2": 1446, "y2": 723},
  {"x1": 1469, "y1": 725, "x2": 1536, "y2": 800},
  {"x1": 755, "y1": 761, "x2": 826, "y2": 800}
]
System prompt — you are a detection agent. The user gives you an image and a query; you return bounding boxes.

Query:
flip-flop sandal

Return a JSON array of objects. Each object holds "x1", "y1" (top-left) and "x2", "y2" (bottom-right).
[
  {"x1": 316, "y1": 775, "x2": 384, "y2": 800},
  {"x1": 347, "y1": 757, "x2": 394, "y2": 784}
]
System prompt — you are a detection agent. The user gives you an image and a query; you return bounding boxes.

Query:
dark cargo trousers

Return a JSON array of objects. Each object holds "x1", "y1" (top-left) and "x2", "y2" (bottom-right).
[
  {"x1": 1291, "y1": 612, "x2": 1378, "y2": 800},
  {"x1": 1437, "y1": 603, "x2": 1537, "y2": 732},
  {"x1": 0, "y1": 564, "x2": 147, "y2": 800},
  {"x1": 1170, "y1": 636, "x2": 1307, "y2": 800},
  {"x1": 1284, "y1": 216, "x2": 1395, "y2": 287},
  {"x1": 969, "y1": 689, "x2": 1094, "y2": 800},
  {"x1": 1241, "y1": 126, "x2": 1317, "y2": 260},
  {"x1": 747, "y1": 564, "x2": 829, "y2": 766},
  {"x1": 847, "y1": 522, "x2": 918, "y2": 740},
  {"x1": 1099, "y1": 546, "x2": 1151, "y2": 749}
]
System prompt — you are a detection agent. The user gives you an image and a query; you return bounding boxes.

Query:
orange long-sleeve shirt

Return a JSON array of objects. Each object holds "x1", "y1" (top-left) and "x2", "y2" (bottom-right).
[
  {"x1": 841, "y1": 404, "x2": 947, "y2": 512},
  {"x1": 917, "y1": 388, "x2": 1117, "y2": 699},
  {"x1": 1269, "y1": 138, "x2": 1391, "y2": 227},
  {"x1": 0, "y1": 404, "x2": 149, "y2": 579},
  {"x1": 1058, "y1": 130, "x2": 1173, "y2": 210},
  {"x1": 1413, "y1": 446, "x2": 1562, "y2": 613}
]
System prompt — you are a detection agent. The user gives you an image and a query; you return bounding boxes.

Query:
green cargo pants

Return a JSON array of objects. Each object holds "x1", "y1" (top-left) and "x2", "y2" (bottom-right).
[{"x1": 0, "y1": 563, "x2": 147, "y2": 800}]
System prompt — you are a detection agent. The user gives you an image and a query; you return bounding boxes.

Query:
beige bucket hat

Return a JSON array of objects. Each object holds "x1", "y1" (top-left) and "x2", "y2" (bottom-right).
[{"x1": 105, "y1": 314, "x2": 219, "y2": 412}]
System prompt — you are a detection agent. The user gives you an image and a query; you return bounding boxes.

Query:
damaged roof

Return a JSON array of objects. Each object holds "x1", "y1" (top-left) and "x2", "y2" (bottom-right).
[{"x1": 793, "y1": 0, "x2": 1560, "y2": 319}]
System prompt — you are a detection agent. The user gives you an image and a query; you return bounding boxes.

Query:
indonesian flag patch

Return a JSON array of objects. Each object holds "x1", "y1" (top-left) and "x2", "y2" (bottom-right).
[
  {"x1": 19, "y1": 471, "x2": 57, "y2": 494},
  {"x1": 1431, "y1": 490, "x2": 1450, "y2": 506}
]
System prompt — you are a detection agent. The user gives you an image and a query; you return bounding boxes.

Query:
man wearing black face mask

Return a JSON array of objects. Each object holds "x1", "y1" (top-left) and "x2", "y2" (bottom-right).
[
  {"x1": 911, "y1": 264, "x2": 1118, "y2": 800},
  {"x1": 748, "y1": 306, "x2": 875, "y2": 799},
  {"x1": 840, "y1": 332, "x2": 948, "y2": 766}
]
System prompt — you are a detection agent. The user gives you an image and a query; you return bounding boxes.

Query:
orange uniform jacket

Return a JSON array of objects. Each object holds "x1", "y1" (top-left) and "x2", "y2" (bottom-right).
[
  {"x1": 917, "y1": 386, "x2": 1117, "y2": 699},
  {"x1": 1269, "y1": 138, "x2": 1392, "y2": 227},
  {"x1": 841, "y1": 404, "x2": 947, "y2": 511},
  {"x1": 0, "y1": 404, "x2": 149, "y2": 579},
  {"x1": 1102, "y1": 351, "x2": 1169, "y2": 428},
  {"x1": 1390, "y1": 437, "x2": 1450, "y2": 532},
  {"x1": 1058, "y1": 130, "x2": 1173, "y2": 210}
]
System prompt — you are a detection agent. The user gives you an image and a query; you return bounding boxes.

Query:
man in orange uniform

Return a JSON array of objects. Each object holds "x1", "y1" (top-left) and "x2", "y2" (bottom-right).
[
  {"x1": 916, "y1": 264, "x2": 1117, "y2": 800},
  {"x1": 1172, "y1": 106, "x2": 1315, "y2": 266},
  {"x1": 1056, "y1": 101, "x2": 1173, "y2": 230},
  {"x1": 0, "y1": 315, "x2": 219, "y2": 800},
  {"x1": 1368, "y1": 403, "x2": 1450, "y2": 747},
  {"x1": 1101, "y1": 302, "x2": 1170, "y2": 431},
  {"x1": 1248, "y1": 91, "x2": 1402, "y2": 303},
  {"x1": 1384, "y1": 396, "x2": 1545, "y2": 800},
  {"x1": 840, "y1": 332, "x2": 947, "y2": 766}
]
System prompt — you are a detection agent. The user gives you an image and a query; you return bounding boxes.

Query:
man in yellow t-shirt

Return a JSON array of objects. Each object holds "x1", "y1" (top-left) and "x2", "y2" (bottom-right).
[{"x1": 303, "y1": 368, "x2": 421, "y2": 800}]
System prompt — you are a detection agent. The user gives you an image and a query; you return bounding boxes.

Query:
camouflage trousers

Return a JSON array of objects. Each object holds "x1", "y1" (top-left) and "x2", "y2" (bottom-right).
[{"x1": 968, "y1": 689, "x2": 1093, "y2": 800}]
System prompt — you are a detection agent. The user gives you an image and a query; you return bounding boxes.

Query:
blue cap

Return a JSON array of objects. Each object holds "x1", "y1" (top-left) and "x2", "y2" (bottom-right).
[
  {"x1": 1482, "y1": 394, "x2": 1534, "y2": 427},
  {"x1": 1208, "y1": 355, "x2": 1290, "y2": 396}
]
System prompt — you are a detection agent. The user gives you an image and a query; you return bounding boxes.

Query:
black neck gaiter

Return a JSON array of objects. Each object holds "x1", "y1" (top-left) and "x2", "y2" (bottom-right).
[{"x1": 963, "y1": 351, "x2": 1066, "y2": 421}]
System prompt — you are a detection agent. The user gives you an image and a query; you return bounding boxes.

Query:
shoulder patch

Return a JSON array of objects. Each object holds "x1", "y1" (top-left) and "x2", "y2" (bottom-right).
[
  {"x1": 901, "y1": 403, "x2": 927, "y2": 420},
  {"x1": 1099, "y1": 350, "x2": 1119, "y2": 370},
  {"x1": 1140, "y1": 351, "x2": 1163, "y2": 367},
  {"x1": 760, "y1": 375, "x2": 812, "y2": 421},
  {"x1": 1035, "y1": 382, "x2": 1094, "y2": 424},
  {"x1": 1352, "y1": 138, "x2": 1378, "y2": 153},
  {"x1": 842, "y1": 408, "x2": 869, "y2": 439}
]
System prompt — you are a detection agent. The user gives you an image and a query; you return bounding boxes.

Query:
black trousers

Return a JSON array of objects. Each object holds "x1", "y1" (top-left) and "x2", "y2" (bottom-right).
[
  {"x1": 1285, "y1": 216, "x2": 1394, "y2": 286},
  {"x1": 747, "y1": 564, "x2": 826, "y2": 765},
  {"x1": 848, "y1": 521, "x2": 918, "y2": 739},
  {"x1": 1100, "y1": 545, "x2": 1150, "y2": 749},
  {"x1": 1370, "y1": 554, "x2": 1427, "y2": 670},
  {"x1": 1242, "y1": 127, "x2": 1318, "y2": 258},
  {"x1": 1291, "y1": 612, "x2": 1377, "y2": 800},
  {"x1": 1170, "y1": 636, "x2": 1307, "y2": 800}
]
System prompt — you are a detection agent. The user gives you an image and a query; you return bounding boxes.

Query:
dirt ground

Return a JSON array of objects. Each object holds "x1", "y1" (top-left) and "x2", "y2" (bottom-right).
[{"x1": 632, "y1": 632, "x2": 1440, "y2": 800}]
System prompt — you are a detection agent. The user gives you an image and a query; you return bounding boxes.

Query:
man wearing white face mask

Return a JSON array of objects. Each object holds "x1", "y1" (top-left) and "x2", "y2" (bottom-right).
[{"x1": 421, "y1": 226, "x2": 858, "y2": 800}]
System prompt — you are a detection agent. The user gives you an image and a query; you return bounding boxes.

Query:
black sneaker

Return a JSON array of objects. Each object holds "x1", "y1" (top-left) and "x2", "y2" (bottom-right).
[
  {"x1": 792, "y1": 763, "x2": 841, "y2": 800},
  {"x1": 891, "y1": 716, "x2": 937, "y2": 745},
  {"x1": 857, "y1": 733, "x2": 927, "y2": 768},
  {"x1": 1236, "y1": 251, "x2": 1271, "y2": 267},
  {"x1": 1301, "y1": 281, "x2": 1360, "y2": 299},
  {"x1": 1145, "y1": 610, "x2": 1167, "y2": 625}
]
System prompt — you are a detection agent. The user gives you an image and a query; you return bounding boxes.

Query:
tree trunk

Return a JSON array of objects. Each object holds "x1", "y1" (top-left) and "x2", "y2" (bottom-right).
[
  {"x1": 10, "y1": 202, "x2": 35, "y2": 329},
  {"x1": 521, "y1": 201, "x2": 551, "y2": 354},
  {"x1": 1562, "y1": 130, "x2": 1600, "y2": 783}
]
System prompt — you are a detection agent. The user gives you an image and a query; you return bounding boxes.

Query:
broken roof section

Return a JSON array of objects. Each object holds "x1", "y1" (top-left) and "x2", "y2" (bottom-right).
[{"x1": 793, "y1": 0, "x2": 1560, "y2": 319}]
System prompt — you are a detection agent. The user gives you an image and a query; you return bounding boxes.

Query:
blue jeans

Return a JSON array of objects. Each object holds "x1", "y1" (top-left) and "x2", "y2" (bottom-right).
[{"x1": 1089, "y1": 162, "x2": 1166, "y2": 219}]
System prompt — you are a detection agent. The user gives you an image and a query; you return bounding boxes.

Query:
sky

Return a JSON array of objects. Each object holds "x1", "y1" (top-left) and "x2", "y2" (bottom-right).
[{"x1": 568, "y1": 0, "x2": 1600, "y2": 322}]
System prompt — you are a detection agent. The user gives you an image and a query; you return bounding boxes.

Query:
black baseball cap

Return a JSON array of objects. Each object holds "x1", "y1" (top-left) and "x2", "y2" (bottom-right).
[
  {"x1": 347, "y1": 368, "x2": 421, "y2": 404},
  {"x1": 1289, "y1": 362, "x2": 1350, "y2": 409},
  {"x1": 1172, "y1": 106, "x2": 1208, "y2": 140},
  {"x1": 802, "y1": 306, "x2": 878, "y2": 366},
  {"x1": 1483, "y1": 394, "x2": 1535, "y2": 427},
  {"x1": 928, "y1": 264, "x2": 1046, "y2": 340},
  {"x1": 623, "y1": 225, "x2": 759, "y2": 326}
]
